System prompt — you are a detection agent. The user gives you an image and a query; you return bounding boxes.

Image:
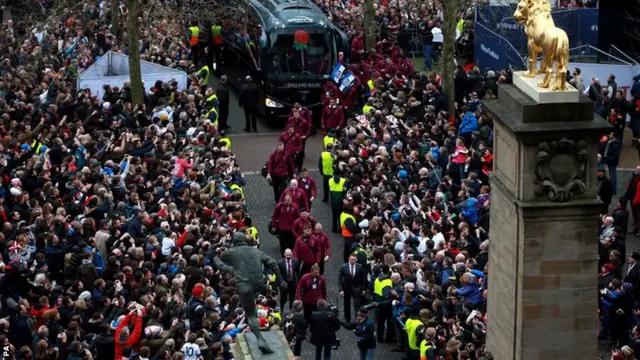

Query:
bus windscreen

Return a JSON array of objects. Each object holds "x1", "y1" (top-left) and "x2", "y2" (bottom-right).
[{"x1": 267, "y1": 31, "x2": 334, "y2": 80}]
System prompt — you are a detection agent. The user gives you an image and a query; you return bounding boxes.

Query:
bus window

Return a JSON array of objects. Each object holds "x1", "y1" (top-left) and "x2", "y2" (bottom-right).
[{"x1": 266, "y1": 31, "x2": 334, "y2": 80}]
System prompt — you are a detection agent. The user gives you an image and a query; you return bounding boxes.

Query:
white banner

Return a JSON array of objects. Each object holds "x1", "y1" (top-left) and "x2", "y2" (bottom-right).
[{"x1": 568, "y1": 62, "x2": 640, "y2": 100}]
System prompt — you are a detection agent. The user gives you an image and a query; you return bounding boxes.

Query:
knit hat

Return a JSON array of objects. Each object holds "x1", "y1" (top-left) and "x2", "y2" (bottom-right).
[
  {"x1": 604, "y1": 263, "x2": 615, "y2": 272},
  {"x1": 192, "y1": 283, "x2": 205, "y2": 297}
]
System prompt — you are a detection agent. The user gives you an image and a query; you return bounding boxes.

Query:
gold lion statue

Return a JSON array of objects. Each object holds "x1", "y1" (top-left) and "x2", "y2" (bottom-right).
[{"x1": 514, "y1": 0, "x2": 570, "y2": 91}]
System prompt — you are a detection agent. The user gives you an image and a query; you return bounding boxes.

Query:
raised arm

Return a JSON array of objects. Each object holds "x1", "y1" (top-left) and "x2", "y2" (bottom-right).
[{"x1": 212, "y1": 256, "x2": 234, "y2": 274}]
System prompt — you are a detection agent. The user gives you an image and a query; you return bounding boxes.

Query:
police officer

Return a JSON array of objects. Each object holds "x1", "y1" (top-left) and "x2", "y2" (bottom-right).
[
  {"x1": 328, "y1": 171, "x2": 347, "y2": 233},
  {"x1": 339, "y1": 203, "x2": 358, "y2": 263},
  {"x1": 323, "y1": 129, "x2": 338, "y2": 150},
  {"x1": 419, "y1": 327, "x2": 437, "y2": 360},
  {"x1": 210, "y1": 22, "x2": 225, "y2": 75},
  {"x1": 245, "y1": 217, "x2": 259, "y2": 247},
  {"x1": 196, "y1": 65, "x2": 211, "y2": 87},
  {"x1": 404, "y1": 309, "x2": 430, "y2": 360},
  {"x1": 372, "y1": 265, "x2": 395, "y2": 344},
  {"x1": 218, "y1": 130, "x2": 232, "y2": 149},
  {"x1": 319, "y1": 143, "x2": 335, "y2": 203},
  {"x1": 188, "y1": 20, "x2": 201, "y2": 63}
]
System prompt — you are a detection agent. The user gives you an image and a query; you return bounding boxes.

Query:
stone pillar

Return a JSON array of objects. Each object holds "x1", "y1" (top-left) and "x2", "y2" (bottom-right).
[{"x1": 484, "y1": 74, "x2": 610, "y2": 360}]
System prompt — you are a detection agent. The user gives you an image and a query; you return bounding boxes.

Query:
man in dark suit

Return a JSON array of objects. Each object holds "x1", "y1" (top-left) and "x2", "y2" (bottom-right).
[
  {"x1": 624, "y1": 252, "x2": 640, "y2": 298},
  {"x1": 597, "y1": 167, "x2": 613, "y2": 215},
  {"x1": 239, "y1": 75, "x2": 260, "y2": 132},
  {"x1": 338, "y1": 254, "x2": 367, "y2": 322},
  {"x1": 279, "y1": 248, "x2": 300, "y2": 310},
  {"x1": 216, "y1": 75, "x2": 231, "y2": 130}
]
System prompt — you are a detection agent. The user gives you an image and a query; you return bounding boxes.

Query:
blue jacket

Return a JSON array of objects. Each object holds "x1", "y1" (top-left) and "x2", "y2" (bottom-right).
[
  {"x1": 459, "y1": 112, "x2": 478, "y2": 134},
  {"x1": 456, "y1": 280, "x2": 483, "y2": 305},
  {"x1": 602, "y1": 290, "x2": 621, "y2": 308},
  {"x1": 460, "y1": 198, "x2": 479, "y2": 225}
]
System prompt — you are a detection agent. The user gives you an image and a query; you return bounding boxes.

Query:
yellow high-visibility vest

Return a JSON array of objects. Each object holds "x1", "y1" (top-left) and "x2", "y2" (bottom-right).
[
  {"x1": 189, "y1": 26, "x2": 200, "y2": 46},
  {"x1": 247, "y1": 226, "x2": 259, "y2": 242},
  {"x1": 219, "y1": 137, "x2": 231, "y2": 149},
  {"x1": 328, "y1": 177, "x2": 345, "y2": 192},
  {"x1": 206, "y1": 93, "x2": 218, "y2": 105},
  {"x1": 420, "y1": 340, "x2": 433, "y2": 360},
  {"x1": 373, "y1": 278, "x2": 393, "y2": 297},
  {"x1": 206, "y1": 107, "x2": 218, "y2": 126},
  {"x1": 197, "y1": 65, "x2": 210, "y2": 85},
  {"x1": 456, "y1": 19, "x2": 465, "y2": 36},
  {"x1": 323, "y1": 135, "x2": 337, "y2": 150},
  {"x1": 367, "y1": 79, "x2": 374, "y2": 92},
  {"x1": 405, "y1": 318, "x2": 422, "y2": 351},
  {"x1": 339, "y1": 212, "x2": 356, "y2": 238},
  {"x1": 230, "y1": 183, "x2": 244, "y2": 200},
  {"x1": 211, "y1": 25, "x2": 224, "y2": 45},
  {"x1": 321, "y1": 151, "x2": 334, "y2": 176}
]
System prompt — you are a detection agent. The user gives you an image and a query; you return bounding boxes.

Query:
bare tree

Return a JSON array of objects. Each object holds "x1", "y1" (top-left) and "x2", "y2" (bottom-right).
[
  {"x1": 125, "y1": 0, "x2": 144, "y2": 105},
  {"x1": 363, "y1": 0, "x2": 376, "y2": 50},
  {"x1": 440, "y1": 0, "x2": 468, "y2": 115}
]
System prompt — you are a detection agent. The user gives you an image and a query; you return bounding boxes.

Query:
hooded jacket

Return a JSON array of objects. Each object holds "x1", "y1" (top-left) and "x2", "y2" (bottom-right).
[{"x1": 460, "y1": 198, "x2": 479, "y2": 225}]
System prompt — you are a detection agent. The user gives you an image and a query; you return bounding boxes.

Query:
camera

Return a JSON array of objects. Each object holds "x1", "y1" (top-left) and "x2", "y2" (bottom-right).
[{"x1": 328, "y1": 303, "x2": 339, "y2": 315}]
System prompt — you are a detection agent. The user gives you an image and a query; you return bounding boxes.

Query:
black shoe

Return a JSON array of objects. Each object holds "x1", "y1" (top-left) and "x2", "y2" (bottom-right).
[
  {"x1": 253, "y1": 127, "x2": 258, "y2": 132},
  {"x1": 243, "y1": 128, "x2": 251, "y2": 132},
  {"x1": 222, "y1": 125, "x2": 231, "y2": 129},
  {"x1": 322, "y1": 199, "x2": 328, "y2": 203},
  {"x1": 385, "y1": 339, "x2": 397, "y2": 344}
]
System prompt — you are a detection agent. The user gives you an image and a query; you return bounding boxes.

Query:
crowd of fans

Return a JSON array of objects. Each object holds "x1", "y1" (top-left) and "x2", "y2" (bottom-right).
[
  {"x1": 313, "y1": 0, "x2": 476, "y2": 70},
  {"x1": 0, "y1": 0, "x2": 629, "y2": 359},
  {"x1": 0, "y1": 2, "x2": 282, "y2": 360},
  {"x1": 260, "y1": 15, "x2": 503, "y2": 356}
]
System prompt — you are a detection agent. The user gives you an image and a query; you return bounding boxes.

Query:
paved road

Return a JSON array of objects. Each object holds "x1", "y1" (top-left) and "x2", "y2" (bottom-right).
[
  {"x1": 217, "y1": 73, "x2": 639, "y2": 358},
  {"x1": 216, "y1": 84, "x2": 395, "y2": 357}
]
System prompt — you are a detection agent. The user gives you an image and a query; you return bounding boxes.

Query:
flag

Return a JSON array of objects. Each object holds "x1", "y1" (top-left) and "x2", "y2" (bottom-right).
[{"x1": 219, "y1": 184, "x2": 232, "y2": 199}]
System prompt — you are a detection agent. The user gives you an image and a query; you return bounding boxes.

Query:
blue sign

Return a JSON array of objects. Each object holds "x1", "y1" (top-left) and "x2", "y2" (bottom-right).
[
  {"x1": 331, "y1": 63, "x2": 346, "y2": 83},
  {"x1": 339, "y1": 72, "x2": 356, "y2": 93},
  {"x1": 474, "y1": 23, "x2": 525, "y2": 71},
  {"x1": 475, "y1": 6, "x2": 599, "y2": 56}
]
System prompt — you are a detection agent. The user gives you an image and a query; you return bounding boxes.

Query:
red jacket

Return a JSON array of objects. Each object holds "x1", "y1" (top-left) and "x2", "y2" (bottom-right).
[
  {"x1": 292, "y1": 215, "x2": 318, "y2": 240},
  {"x1": 296, "y1": 273, "x2": 327, "y2": 305},
  {"x1": 342, "y1": 86, "x2": 359, "y2": 109},
  {"x1": 321, "y1": 105, "x2": 345, "y2": 129},
  {"x1": 297, "y1": 175, "x2": 318, "y2": 202},
  {"x1": 114, "y1": 314, "x2": 143, "y2": 360},
  {"x1": 286, "y1": 116, "x2": 311, "y2": 138},
  {"x1": 290, "y1": 106, "x2": 312, "y2": 123},
  {"x1": 633, "y1": 180, "x2": 640, "y2": 206},
  {"x1": 267, "y1": 150, "x2": 295, "y2": 177},
  {"x1": 280, "y1": 187, "x2": 309, "y2": 212},
  {"x1": 271, "y1": 202, "x2": 300, "y2": 231},
  {"x1": 30, "y1": 304, "x2": 55, "y2": 329},
  {"x1": 321, "y1": 83, "x2": 340, "y2": 105},
  {"x1": 397, "y1": 58, "x2": 415, "y2": 77},
  {"x1": 350, "y1": 35, "x2": 364, "y2": 61},
  {"x1": 311, "y1": 230, "x2": 331, "y2": 262},
  {"x1": 293, "y1": 236, "x2": 318, "y2": 266},
  {"x1": 278, "y1": 131, "x2": 303, "y2": 154}
]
